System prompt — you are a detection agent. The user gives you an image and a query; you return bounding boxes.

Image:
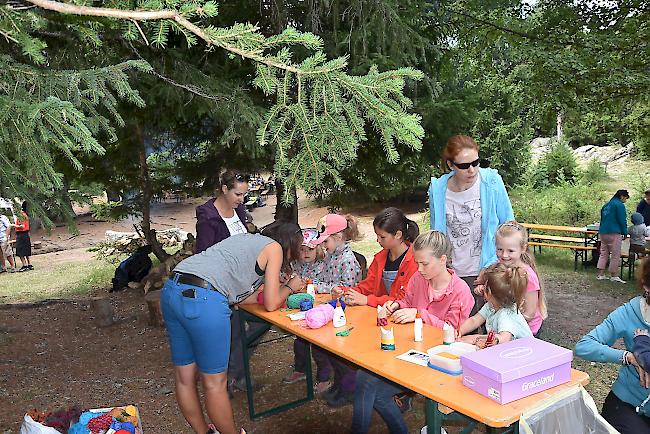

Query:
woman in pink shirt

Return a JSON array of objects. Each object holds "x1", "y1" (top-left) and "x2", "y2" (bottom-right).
[{"x1": 351, "y1": 231, "x2": 474, "y2": 434}]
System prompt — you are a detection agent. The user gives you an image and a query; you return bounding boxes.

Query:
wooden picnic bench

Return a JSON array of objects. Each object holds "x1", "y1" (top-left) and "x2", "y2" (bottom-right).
[{"x1": 522, "y1": 223, "x2": 598, "y2": 271}]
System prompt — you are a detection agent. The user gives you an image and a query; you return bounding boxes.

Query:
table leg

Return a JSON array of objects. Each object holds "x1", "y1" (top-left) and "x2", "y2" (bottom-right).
[
  {"x1": 238, "y1": 310, "x2": 315, "y2": 420},
  {"x1": 425, "y1": 398, "x2": 444, "y2": 434}
]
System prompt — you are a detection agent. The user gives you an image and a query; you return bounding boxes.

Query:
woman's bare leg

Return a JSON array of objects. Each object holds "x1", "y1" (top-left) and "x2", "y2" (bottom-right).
[
  {"x1": 202, "y1": 371, "x2": 237, "y2": 434},
  {"x1": 175, "y1": 364, "x2": 209, "y2": 433}
]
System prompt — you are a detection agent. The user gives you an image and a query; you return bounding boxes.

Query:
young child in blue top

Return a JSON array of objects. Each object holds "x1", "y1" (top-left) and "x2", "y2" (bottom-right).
[
  {"x1": 576, "y1": 256, "x2": 650, "y2": 433},
  {"x1": 459, "y1": 262, "x2": 532, "y2": 347}
]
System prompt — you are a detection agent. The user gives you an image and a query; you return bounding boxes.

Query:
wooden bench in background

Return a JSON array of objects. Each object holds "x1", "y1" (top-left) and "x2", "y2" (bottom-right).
[{"x1": 523, "y1": 223, "x2": 598, "y2": 271}]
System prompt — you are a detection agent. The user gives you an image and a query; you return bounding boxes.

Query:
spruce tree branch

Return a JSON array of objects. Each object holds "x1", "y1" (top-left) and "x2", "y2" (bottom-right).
[{"x1": 25, "y1": 0, "x2": 346, "y2": 76}]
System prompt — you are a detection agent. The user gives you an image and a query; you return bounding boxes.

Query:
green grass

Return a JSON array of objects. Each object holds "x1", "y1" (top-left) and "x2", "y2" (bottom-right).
[{"x1": 0, "y1": 259, "x2": 115, "y2": 303}]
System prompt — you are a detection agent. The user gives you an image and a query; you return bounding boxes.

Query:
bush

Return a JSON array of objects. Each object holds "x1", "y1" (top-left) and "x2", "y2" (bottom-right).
[
  {"x1": 531, "y1": 141, "x2": 579, "y2": 187},
  {"x1": 579, "y1": 159, "x2": 608, "y2": 185},
  {"x1": 511, "y1": 183, "x2": 607, "y2": 226}
]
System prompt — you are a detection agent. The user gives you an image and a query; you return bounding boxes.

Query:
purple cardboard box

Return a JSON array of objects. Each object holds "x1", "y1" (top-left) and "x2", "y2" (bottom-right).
[{"x1": 460, "y1": 337, "x2": 572, "y2": 404}]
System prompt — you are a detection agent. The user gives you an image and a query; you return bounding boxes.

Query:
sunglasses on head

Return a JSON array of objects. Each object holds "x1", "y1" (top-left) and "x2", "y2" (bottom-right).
[{"x1": 234, "y1": 173, "x2": 250, "y2": 182}]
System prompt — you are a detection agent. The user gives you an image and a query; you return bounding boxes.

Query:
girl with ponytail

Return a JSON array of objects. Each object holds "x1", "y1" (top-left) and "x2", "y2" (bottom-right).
[
  {"x1": 459, "y1": 262, "x2": 533, "y2": 347},
  {"x1": 332, "y1": 207, "x2": 420, "y2": 307}
]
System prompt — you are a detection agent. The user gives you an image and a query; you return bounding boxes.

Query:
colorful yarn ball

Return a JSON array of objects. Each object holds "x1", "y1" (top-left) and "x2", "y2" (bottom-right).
[
  {"x1": 328, "y1": 297, "x2": 346, "y2": 310},
  {"x1": 304, "y1": 303, "x2": 335, "y2": 328},
  {"x1": 299, "y1": 298, "x2": 313, "y2": 311},
  {"x1": 111, "y1": 420, "x2": 136, "y2": 434},
  {"x1": 287, "y1": 293, "x2": 314, "y2": 309}
]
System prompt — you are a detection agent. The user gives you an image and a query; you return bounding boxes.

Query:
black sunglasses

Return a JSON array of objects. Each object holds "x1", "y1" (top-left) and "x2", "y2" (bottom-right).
[
  {"x1": 452, "y1": 158, "x2": 490, "y2": 170},
  {"x1": 234, "y1": 173, "x2": 250, "y2": 182}
]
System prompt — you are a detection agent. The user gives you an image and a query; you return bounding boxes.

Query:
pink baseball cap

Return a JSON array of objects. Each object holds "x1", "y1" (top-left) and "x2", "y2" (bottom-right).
[{"x1": 313, "y1": 214, "x2": 348, "y2": 245}]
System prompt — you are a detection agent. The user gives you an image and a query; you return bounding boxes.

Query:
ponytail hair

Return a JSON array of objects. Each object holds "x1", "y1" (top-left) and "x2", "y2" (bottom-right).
[
  {"x1": 485, "y1": 263, "x2": 528, "y2": 312},
  {"x1": 341, "y1": 214, "x2": 361, "y2": 242},
  {"x1": 413, "y1": 230, "x2": 452, "y2": 266},
  {"x1": 373, "y1": 207, "x2": 420, "y2": 243},
  {"x1": 496, "y1": 221, "x2": 548, "y2": 319}
]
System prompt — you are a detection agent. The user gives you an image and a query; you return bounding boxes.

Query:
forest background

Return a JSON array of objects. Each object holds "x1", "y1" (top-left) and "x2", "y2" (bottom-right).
[{"x1": 1, "y1": 0, "x2": 649, "y2": 261}]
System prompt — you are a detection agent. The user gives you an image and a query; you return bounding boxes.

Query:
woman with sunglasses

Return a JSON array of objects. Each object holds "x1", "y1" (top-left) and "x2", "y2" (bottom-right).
[{"x1": 428, "y1": 134, "x2": 514, "y2": 318}]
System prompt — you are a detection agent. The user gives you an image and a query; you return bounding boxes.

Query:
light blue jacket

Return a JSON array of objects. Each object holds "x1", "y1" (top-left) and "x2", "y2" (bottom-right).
[
  {"x1": 575, "y1": 297, "x2": 650, "y2": 410},
  {"x1": 428, "y1": 168, "x2": 514, "y2": 270}
]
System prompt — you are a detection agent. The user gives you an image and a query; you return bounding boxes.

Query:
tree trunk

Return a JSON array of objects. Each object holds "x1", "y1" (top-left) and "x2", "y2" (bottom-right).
[
  {"x1": 135, "y1": 123, "x2": 170, "y2": 263},
  {"x1": 90, "y1": 297, "x2": 114, "y2": 327},
  {"x1": 145, "y1": 290, "x2": 165, "y2": 328},
  {"x1": 556, "y1": 111, "x2": 564, "y2": 143},
  {"x1": 274, "y1": 179, "x2": 298, "y2": 223}
]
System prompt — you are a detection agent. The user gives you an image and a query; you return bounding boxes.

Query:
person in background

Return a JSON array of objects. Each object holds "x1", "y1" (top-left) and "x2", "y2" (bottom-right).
[
  {"x1": 428, "y1": 134, "x2": 514, "y2": 318},
  {"x1": 14, "y1": 201, "x2": 32, "y2": 272},
  {"x1": 0, "y1": 210, "x2": 15, "y2": 273},
  {"x1": 195, "y1": 171, "x2": 251, "y2": 253},
  {"x1": 575, "y1": 257, "x2": 650, "y2": 433},
  {"x1": 194, "y1": 170, "x2": 259, "y2": 396},
  {"x1": 629, "y1": 212, "x2": 649, "y2": 258},
  {"x1": 636, "y1": 189, "x2": 650, "y2": 227},
  {"x1": 597, "y1": 189, "x2": 629, "y2": 283}
]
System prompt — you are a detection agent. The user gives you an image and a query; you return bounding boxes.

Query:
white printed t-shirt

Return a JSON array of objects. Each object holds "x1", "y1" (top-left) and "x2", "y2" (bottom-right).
[
  {"x1": 445, "y1": 175, "x2": 482, "y2": 277},
  {"x1": 0, "y1": 215, "x2": 10, "y2": 242},
  {"x1": 223, "y1": 212, "x2": 247, "y2": 236}
]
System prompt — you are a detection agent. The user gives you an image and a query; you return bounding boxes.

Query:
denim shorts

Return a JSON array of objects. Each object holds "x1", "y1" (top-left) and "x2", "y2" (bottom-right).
[{"x1": 161, "y1": 275, "x2": 232, "y2": 374}]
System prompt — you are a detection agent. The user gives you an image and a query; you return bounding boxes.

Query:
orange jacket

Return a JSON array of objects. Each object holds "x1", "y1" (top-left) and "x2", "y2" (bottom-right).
[{"x1": 353, "y1": 245, "x2": 418, "y2": 307}]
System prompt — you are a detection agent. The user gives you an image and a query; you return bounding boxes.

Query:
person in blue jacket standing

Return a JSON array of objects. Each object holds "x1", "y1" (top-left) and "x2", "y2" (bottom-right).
[
  {"x1": 428, "y1": 134, "x2": 514, "y2": 317},
  {"x1": 576, "y1": 257, "x2": 650, "y2": 433},
  {"x1": 597, "y1": 189, "x2": 630, "y2": 283}
]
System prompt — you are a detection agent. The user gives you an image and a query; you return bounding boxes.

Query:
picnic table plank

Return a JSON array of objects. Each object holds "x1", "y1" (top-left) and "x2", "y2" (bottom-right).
[{"x1": 521, "y1": 223, "x2": 597, "y2": 234}]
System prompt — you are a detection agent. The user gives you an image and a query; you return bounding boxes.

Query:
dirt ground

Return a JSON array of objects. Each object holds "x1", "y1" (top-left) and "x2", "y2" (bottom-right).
[{"x1": 0, "y1": 197, "x2": 639, "y2": 433}]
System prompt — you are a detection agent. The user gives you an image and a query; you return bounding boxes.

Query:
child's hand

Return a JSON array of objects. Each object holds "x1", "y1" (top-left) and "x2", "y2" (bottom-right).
[
  {"x1": 383, "y1": 300, "x2": 399, "y2": 315},
  {"x1": 473, "y1": 284, "x2": 485, "y2": 296},
  {"x1": 287, "y1": 275, "x2": 306, "y2": 293},
  {"x1": 344, "y1": 289, "x2": 368, "y2": 306},
  {"x1": 635, "y1": 328, "x2": 649, "y2": 337},
  {"x1": 331, "y1": 286, "x2": 345, "y2": 299},
  {"x1": 391, "y1": 308, "x2": 418, "y2": 324},
  {"x1": 459, "y1": 335, "x2": 477, "y2": 345}
]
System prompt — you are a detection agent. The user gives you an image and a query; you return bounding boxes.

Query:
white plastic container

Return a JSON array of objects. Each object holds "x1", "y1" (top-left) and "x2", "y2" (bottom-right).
[
  {"x1": 427, "y1": 342, "x2": 476, "y2": 375},
  {"x1": 414, "y1": 316, "x2": 423, "y2": 342},
  {"x1": 443, "y1": 323, "x2": 455, "y2": 345},
  {"x1": 333, "y1": 304, "x2": 347, "y2": 328},
  {"x1": 306, "y1": 283, "x2": 316, "y2": 297}
]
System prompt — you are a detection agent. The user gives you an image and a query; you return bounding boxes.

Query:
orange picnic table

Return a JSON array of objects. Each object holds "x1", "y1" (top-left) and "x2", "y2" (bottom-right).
[{"x1": 238, "y1": 297, "x2": 589, "y2": 433}]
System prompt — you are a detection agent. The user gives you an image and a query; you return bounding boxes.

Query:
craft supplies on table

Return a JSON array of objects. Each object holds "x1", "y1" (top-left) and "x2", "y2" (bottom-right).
[
  {"x1": 427, "y1": 342, "x2": 476, "y2": 375},
  {"x1": 460, "y1": 337, "x2": 572, "y2": 404}
]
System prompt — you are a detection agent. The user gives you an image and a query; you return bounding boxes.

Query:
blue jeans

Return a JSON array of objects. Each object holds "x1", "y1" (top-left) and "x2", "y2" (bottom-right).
[
  {"x1": 161, "y1": 276, "x2": 232, "y2": 374},
  {"x1": 351, "y1": 369, "x2": 408, "y2": 434}
]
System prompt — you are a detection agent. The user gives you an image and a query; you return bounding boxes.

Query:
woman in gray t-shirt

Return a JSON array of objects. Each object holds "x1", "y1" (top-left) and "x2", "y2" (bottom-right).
[{"x1": 161, "y1": 222, "x2": 303, "y2": 434}]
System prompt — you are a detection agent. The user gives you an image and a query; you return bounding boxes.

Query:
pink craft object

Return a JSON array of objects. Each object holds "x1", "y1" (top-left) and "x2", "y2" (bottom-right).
[
  {"x1": 304, "y1": 303, "x2": 335, "y2": 328},
  {"x1": 257, "y1": 291, "x2": 264, "y2": 304},
  {"x1": 376, "y1": 318, "x2": 388, "y2": 327}
]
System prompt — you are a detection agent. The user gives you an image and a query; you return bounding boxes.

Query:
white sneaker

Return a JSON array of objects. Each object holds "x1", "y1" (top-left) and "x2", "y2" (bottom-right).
[
  {"x1": 610, "y1": 276, "x2": 626, "y2": 284},
  {"x1": 597, "y1": 275, "x2": 609, "y2": 280},
  {"x1": 420, "y1": 427, "x2": 447, "y2": 434}
]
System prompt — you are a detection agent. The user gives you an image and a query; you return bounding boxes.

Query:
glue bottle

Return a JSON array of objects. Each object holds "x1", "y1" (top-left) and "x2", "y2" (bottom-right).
[
  {"x1": 443, "y1": 323, "x2": 455, "y2": 345},
  {"x1": 306, "y1": 279, "x2": 315, "y2": 297},
  {"x1": 333, "y1": 299, "x2": 347, "y2": 328},
  {"x1": 414, "y1": 312, "x2": 423, "y2": 342}
]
